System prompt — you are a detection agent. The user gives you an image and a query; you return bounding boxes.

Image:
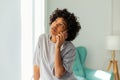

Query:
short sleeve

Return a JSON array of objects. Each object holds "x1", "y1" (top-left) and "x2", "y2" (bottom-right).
[
  {"x1": 33, "y1": 38, "x2": 41, "y2": 66},
  {"x1": 62, "y1": 48, "x2": 76, "y2": 73},
  {"x1": 51, "y1": 48, "x2": 76, "y2": 77}
]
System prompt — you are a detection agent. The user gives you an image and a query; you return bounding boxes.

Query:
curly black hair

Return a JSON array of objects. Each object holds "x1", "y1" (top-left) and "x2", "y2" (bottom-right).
[{"x1": 50, "y1": 8, "x2": 81, "y2": 41}]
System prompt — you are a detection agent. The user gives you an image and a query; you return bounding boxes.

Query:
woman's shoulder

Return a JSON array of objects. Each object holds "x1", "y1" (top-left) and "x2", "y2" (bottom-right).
[
  {"x1": 61, "y1": 41, "x2": 75, "y2": 57},
  {"x1": 63, "y1": 41, "x2": 75, "y2": 50},
  {"x1": 38, "y1": 33, "x2": 49, "y2": 40},
  {"x1": 38, "y1": 33, "x2": 48, "y2": 37}
]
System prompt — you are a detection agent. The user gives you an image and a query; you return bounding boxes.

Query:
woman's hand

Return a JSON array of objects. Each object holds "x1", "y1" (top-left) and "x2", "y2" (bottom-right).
[{"x1": 55, "y1": 31, "x2": 67, "y2": 48}]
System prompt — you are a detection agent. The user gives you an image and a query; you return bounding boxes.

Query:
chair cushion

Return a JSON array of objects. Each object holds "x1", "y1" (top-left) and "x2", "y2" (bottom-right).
[{"x1": 72, "y1": 49, "x2": 85, "y2": 77}]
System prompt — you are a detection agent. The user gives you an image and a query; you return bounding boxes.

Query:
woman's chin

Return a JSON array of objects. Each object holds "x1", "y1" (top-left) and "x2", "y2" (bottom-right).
[
  {"x1": 50, "y1": 31, "x2": 57, "y2": 36},
  {"x1": 50, "y1": 33, "x2": 54, "y2": 36}
]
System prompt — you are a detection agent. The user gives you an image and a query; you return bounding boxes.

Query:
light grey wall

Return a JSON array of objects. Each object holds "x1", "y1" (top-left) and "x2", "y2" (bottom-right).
[
  {"x1": 113, "y1": 0, "x2": 120, "y2": 72},
  {"x1": 45, "y1": 0, "x2": 120, "y2": 70},
  {"x1": 113, "y1": 0, "x2": 120, "y2": 35},
  {"x1": 0, "y1": 0, "x2": 21, "y2": 80}
]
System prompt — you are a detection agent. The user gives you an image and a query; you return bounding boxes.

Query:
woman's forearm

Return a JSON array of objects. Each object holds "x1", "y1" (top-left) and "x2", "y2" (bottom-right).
[
  {"x1": 34, "y1": 65, "x2": 40, "y2": 80},
  {"x1": 54, "y1": 47, "x2": 66, "y2": 78}
]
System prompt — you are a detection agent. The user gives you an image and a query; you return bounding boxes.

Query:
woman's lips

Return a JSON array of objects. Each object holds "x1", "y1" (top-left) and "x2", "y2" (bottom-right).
[{"x1": 51, "y1": 28, "x2": 56, "y2": 32}]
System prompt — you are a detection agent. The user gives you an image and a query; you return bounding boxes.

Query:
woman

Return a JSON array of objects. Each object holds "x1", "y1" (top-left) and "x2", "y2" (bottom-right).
[{"x1": 33, "y1": 8, "x2": 81, "y2": 80}]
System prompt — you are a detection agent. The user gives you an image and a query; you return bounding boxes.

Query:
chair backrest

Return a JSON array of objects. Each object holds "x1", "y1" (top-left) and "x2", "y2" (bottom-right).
[
  {"x1": 72, "y1": 46, "x2": 87, "y2": 77},
  {"x1": 76, "y1": 46, "x2": 87, "y2": 65}
]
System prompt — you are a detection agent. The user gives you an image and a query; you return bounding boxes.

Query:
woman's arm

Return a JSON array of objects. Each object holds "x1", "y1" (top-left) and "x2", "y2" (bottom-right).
[
  {"x1": 54, "y1": 32, "x2": 67, "y2": 78},
  {"x1": 34, "y1": 65, "x2": 40, "y2": 80}
]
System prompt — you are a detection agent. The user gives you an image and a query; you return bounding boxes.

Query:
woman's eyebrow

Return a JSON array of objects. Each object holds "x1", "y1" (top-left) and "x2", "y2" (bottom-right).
[{"x1": 56, "y1": 18, "x2": 67, "y2": 26}]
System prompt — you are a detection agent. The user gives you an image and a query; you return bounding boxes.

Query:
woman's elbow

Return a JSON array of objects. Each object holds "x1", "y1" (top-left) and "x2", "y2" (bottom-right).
[
  {"x1": 55, "y1": 69, "x2": 66, "y2": 78},
  {"x1": 55, "y1": 73, "x2": 63, "y2": 78}
]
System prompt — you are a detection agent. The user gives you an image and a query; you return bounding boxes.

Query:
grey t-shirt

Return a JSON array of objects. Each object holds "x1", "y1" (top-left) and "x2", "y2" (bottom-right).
[{"x1": 33, "y1": 34, "x2": 77, "y2": 80}]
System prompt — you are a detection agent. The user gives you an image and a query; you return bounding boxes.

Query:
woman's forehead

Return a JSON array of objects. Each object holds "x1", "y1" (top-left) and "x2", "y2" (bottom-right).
[{"x1": 56, "y1": 17, "x2": 67, "y2": 25}]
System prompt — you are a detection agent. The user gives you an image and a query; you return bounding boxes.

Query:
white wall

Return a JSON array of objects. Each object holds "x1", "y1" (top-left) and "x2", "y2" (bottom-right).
[
  {"x1": 45, "y1": 0, "x2": 120, "y2": 70},
  {"x1": 0, "y1": 0, "x2": 21, "y2": 80}
]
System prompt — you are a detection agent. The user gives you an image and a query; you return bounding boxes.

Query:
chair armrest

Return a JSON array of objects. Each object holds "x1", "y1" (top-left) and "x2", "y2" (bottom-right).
[{"x1": 84, "y1": 68, "x2": 114, "y2": 80}]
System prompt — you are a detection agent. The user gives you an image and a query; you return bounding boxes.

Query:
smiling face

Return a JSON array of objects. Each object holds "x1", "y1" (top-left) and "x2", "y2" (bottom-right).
[{"x1": 50, "y1": 17, "x2": 67, "y2": 36}]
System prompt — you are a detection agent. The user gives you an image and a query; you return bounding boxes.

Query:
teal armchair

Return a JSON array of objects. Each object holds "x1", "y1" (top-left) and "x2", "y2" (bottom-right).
[{"x1": 72, "y1": 46, "x2": 114, "y2": 80}]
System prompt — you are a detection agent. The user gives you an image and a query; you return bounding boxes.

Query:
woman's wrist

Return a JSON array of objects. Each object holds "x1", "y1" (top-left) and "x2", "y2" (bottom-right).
[{"x1": 55, "y1": 44, "x2": 61, "y2": 49}]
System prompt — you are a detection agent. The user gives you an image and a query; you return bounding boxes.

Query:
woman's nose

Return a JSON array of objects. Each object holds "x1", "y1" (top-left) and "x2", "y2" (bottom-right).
[{"x1": 53, "y1": 23, "x2": 58, "y2": 28}]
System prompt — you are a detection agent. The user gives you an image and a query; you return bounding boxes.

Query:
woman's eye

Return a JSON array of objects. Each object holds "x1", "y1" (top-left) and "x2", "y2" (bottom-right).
[
  {"x1": 58, "y1": 23, "x2": 65, "y2": 27},
  {"x1": 58, "y1": 23, "x2": 62, "y2": 26}
]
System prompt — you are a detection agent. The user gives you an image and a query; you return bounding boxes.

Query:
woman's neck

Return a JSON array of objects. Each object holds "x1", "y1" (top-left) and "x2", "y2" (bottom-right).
[{"x1": 50, "y1": 35, "x2": 56, "y2": 43}]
